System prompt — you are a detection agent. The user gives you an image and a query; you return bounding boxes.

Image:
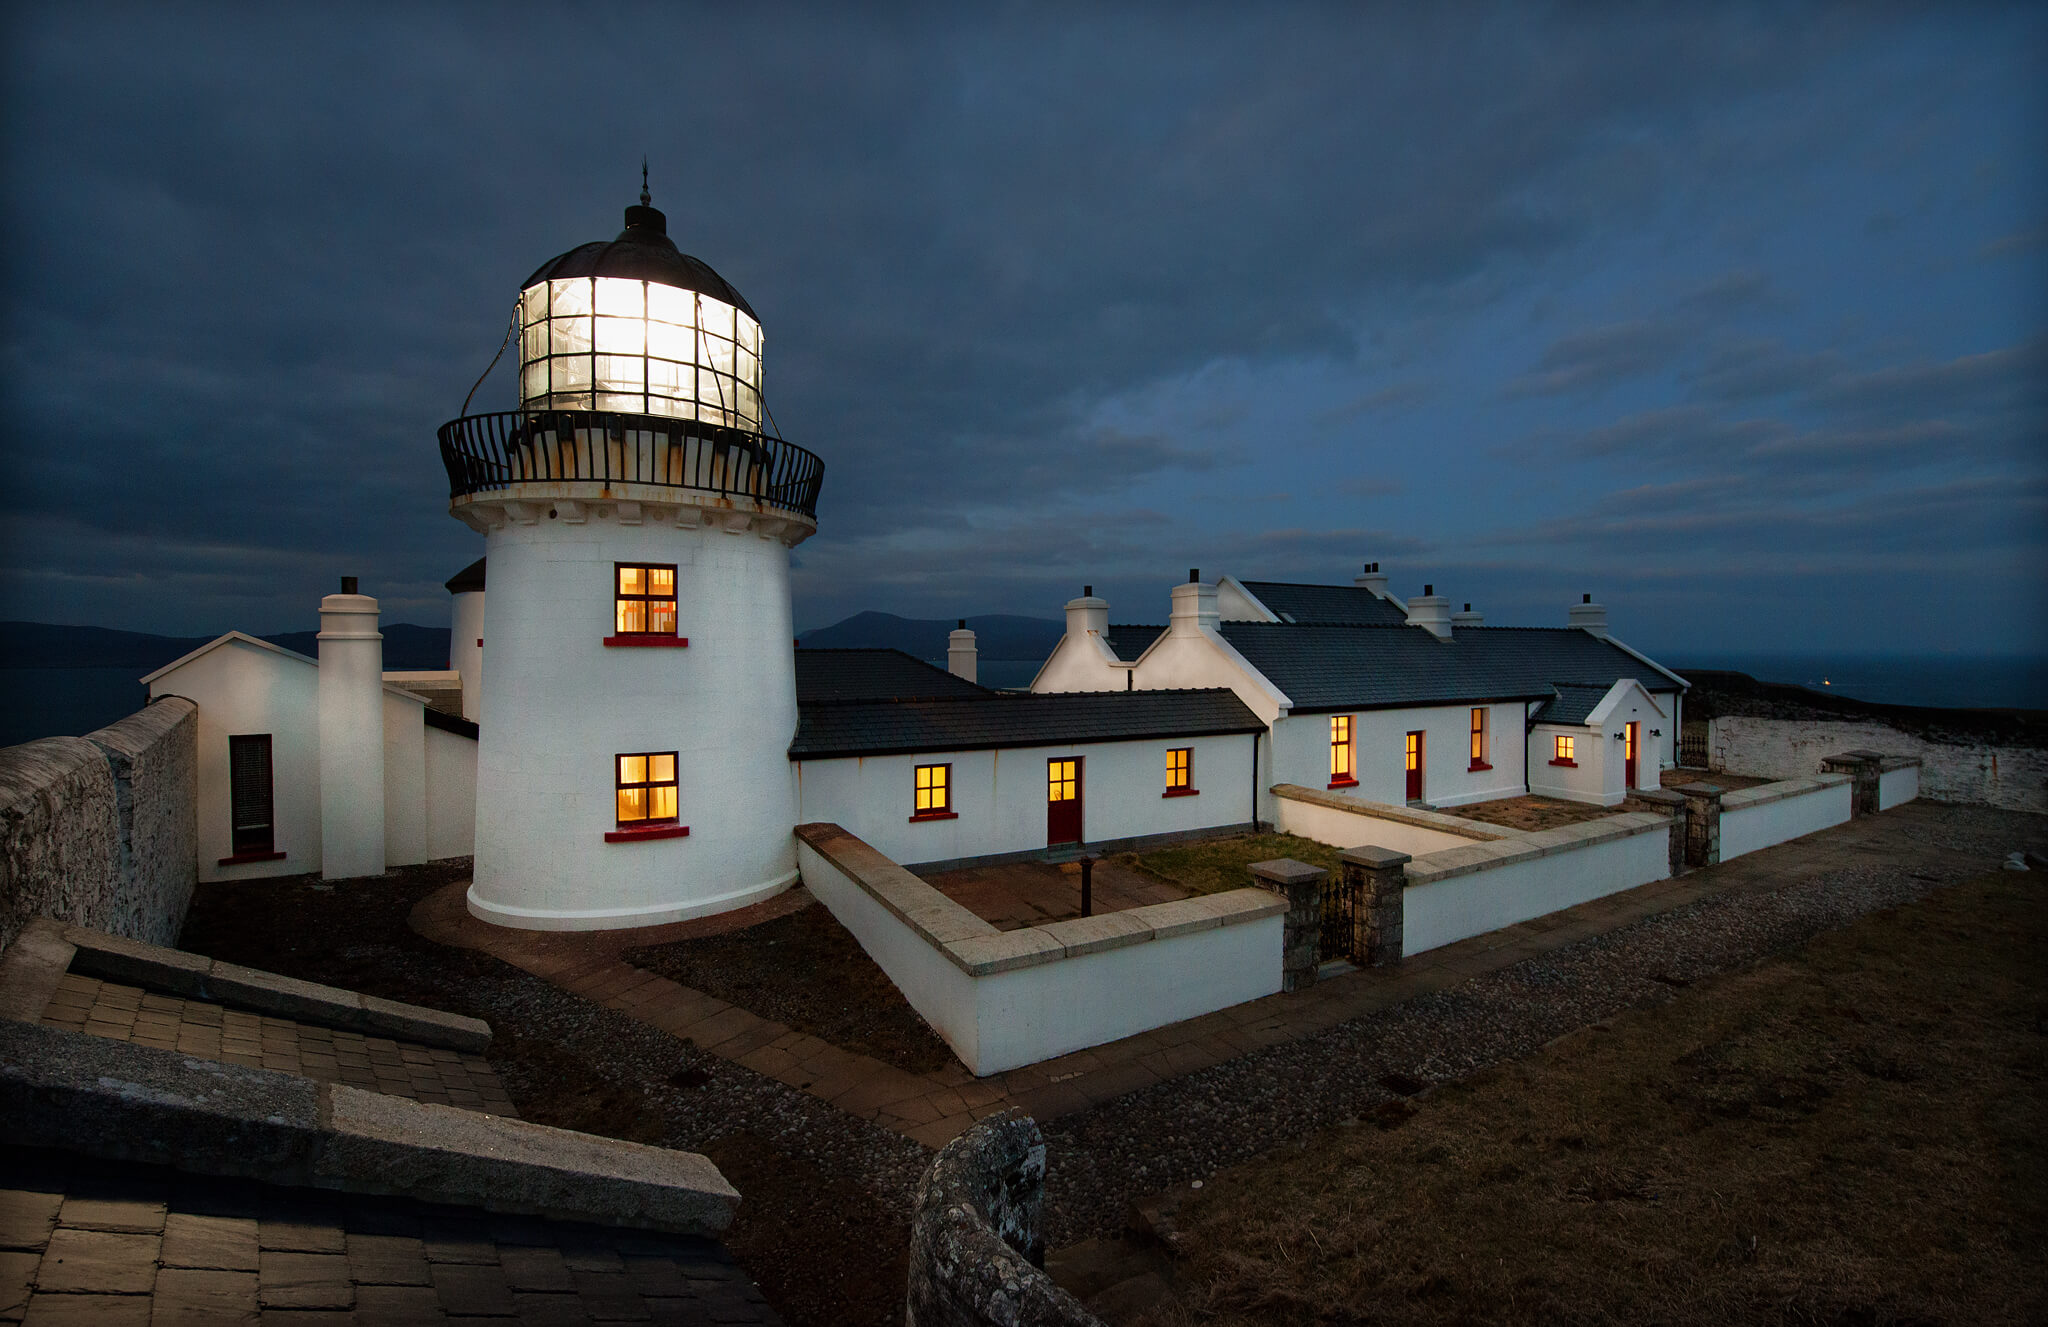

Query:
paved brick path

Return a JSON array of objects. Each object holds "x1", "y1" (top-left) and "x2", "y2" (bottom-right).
[
  {"x1": 414, "y1": 800, "x2": 2003, "y2": 1151},
  {"x1": 0, "y1": 1144, "x2": 781, "y2": 1324},
  {"x1": 38, "y1": 972, "x2": 519, "y2": 1116}
]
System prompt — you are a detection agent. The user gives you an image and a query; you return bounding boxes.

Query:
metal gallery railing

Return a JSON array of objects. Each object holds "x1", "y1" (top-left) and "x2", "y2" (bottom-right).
[{"x1": 437, "y1": 409, "x2": 824, "y2": 521}]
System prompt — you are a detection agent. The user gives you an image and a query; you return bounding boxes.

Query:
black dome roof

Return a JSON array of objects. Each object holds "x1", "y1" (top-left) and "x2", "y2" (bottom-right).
[{"x1": 520, "y1": 203, "x2": 757, "y2": 321}]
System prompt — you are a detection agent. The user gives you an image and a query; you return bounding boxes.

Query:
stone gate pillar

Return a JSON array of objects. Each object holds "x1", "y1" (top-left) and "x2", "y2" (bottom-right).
[
  {"x1": 1633, "y1": 787, "x2": 1687, "y2": 876},
  {"x1": 1674, "y1": 782, "x2": 1725, "y2": 867},
  {"x1": 1250, "y1": 858, "x2": 1327, "y2": 993},
  {"x1": 1339, "y1": 846, "x2": 1410, "y2": 966}
]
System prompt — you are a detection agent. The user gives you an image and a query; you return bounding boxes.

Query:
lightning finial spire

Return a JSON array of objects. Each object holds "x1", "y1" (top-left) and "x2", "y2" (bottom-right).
[{"x1": 640, "y1": 157, "x2": 651, "y2": 207}]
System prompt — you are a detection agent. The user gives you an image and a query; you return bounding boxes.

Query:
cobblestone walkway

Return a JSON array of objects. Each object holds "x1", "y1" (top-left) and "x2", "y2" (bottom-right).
[
  {"x1": 414, "y1": 800, "x2": 2023, "y2": 1151},
  {"x1": 38, "y1": 973, "x2": 519, "y2": 1116}
]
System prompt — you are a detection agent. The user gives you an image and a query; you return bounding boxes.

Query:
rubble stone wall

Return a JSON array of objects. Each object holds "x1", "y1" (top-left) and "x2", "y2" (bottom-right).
[{"x1": 1709, "y1": 716, "x2": 2046, "y2": 814}]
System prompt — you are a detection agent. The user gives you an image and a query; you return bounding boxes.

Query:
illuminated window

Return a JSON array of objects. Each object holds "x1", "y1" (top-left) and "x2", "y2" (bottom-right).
[
  {"x1": 1406, "y1": 731, "x2": 1421, "y2": 772},
  {"x1": 1329, "y1": 716, "x2": 1355, "y2": 786},
  {"x1": 913, "y1": 764, "x2": 952, "y2": 818},
  {"x1": 1166, "y1": 747, "x2": 1193, "y2": 794},
  {"x1": 519, "y1": 277, "x2": 764, "y2": 430},
  {"x1": 1554, "y1": 735, "x2": 1577, "y2": 765},
  {"x1": 615, "y1": 564, "x2": 677, "y2": 635},
  {"x1": 616, "y1": 752, "x2": 679, "y2": 827},
  {"x1": 1470, "y1": 708, "x2": 1489, "y2": 768}
]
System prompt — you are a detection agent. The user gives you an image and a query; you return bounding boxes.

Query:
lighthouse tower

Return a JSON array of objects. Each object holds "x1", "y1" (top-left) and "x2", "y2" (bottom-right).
[{"x1": 437, "y1": 187, "x2": 824, "y2": 930}]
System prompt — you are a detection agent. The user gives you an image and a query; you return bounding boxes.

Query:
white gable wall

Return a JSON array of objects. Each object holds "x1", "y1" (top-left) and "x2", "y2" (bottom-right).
[
  {"x1": 795, "y1": 731, "x2": 1257, "y2": 867},
  {"x1": 425, "y1": 726, "x2": 478, "y2": 861}
]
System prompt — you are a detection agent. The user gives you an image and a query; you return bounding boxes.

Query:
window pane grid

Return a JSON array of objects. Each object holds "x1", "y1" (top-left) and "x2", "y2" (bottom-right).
[
  {"x1": 1330, "y1": 716, "x2": 1353, "y2": 779},
  {"x1": 615, "y1": 562, "x2": 678, "y2": 636},
  {"x1": 616, "y1": 749, "x2": 679, "y2": 827},
  {"x1": 1166, "y1": 747, "x2": 1192, "y2": 791},
  {"x1": 1556, "y1": 736, "x2": 1575, "y2": 762},
  {"x1": 520, "y1": 278, "x2": 766, "y2": 430},
  {"x1": 914, "y1": 764, "x2": 950, "y2": 814}
]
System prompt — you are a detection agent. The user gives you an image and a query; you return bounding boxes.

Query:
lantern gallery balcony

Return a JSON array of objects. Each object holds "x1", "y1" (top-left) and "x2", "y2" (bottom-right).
[{"x1": 438, "y1": 409, "x2": 825, "y2": 527}]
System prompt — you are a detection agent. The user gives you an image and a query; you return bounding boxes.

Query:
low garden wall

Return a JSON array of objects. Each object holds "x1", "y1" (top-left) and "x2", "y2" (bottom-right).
[
  {"x1": 795, "y1": 823, "x2": 1284, "y2": 1076},
  {"x1": 1270, "y1": 783, "x2": 1506, "y2": 856},
  {"x1": 1400, "y1": 812, "x2": 1671, "y2": 956},
  {"x1": 1879, "y1": 760, "x2": 1920, "y2": 811},
  {"x1": 1717, "y1": 774, "x2": 1852, "y2": 862},
  {"x1": 0, "y1": 699, "x2": 197, "y2": 955}
]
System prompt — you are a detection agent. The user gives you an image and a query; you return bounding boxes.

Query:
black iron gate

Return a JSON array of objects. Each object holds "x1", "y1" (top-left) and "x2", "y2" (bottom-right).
[{"x1": 1679, "y1": 720, "x2": 1709, "y2": 769}]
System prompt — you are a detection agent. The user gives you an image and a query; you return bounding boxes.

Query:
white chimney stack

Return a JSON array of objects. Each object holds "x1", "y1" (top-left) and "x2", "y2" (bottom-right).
[
  {"x1": 1353, "y1": 561, "x2": 1392, "y2": 600},
  {"x1": 1405, "y1": 583, "x2": 1453, "y2": 640},
  {"x1": 1169, "y1": 568, "x2": 1218, "y2": 638},
  {"x1": 1065, "y1": 586, "x2": 1109, "y2": 642},
  {"x1": 948, "y1": 619, "x2": 977, "y2": 683},
  {"x1": 319, "y1": 577, "x2": 386, "y2": 880},
  {"x1": 1569, "y1": 592, "x2": 1609, "y2": 638},
  {"x1": 1451, "y1": 602, "x2": 1484, "y2": 629}
]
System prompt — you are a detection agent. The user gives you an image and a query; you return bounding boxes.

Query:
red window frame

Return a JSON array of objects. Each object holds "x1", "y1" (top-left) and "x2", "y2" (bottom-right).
[
  {"x1": 911, "y1": 763, "x2": 957, "y2": 821},
  {"x1": 609, "y1": 750, "x2": 688, "y2": 841},
  {"x1": 1550, "y1": 734, "x2": 1578, "y2": 767},
  {"x1": 1164, "y1": 746, "x2": 1198, "y2": 797},
  {"x1": 606, "y1": 563, "x2": 687, "y2": 648},
  {"x1": 1469, "y1": 707, "x2": 1491, "y2": 771},
  {"x1": 1329, "y1": 715, "x2": 1357, "y2": 788}
]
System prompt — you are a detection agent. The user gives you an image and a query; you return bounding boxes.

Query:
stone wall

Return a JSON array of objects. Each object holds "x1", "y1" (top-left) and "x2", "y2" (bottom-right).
[
  {"x1": 906, "y1": 1112, "x2": 1100, "y2": 1327},
  {"x1": 1709, "y1": 715, "x2": 2047, "y2": 814},
  {"x1": 0, "y1": 698, "x2": 198, "y2": 954}
]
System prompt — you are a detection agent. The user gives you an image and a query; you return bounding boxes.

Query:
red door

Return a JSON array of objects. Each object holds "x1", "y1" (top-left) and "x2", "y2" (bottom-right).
[
  {"x1": 1048, "y1": 757, "x2": 1083, "y2": 845},
  {"x1": 1624, "y1": 723, "x2": 1639, "y2": 790},
  {"x1": 1404, "y1": 731, "x2": 1423, "y2": 801}
]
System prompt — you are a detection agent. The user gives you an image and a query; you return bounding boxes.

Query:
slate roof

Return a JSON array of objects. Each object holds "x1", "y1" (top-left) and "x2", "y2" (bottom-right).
[
  {"x1": 1530, "y1": 683, "x2": 1617, "y2": 726},
  {"x1": 791, "y1": 686, "x2": 1263, "y2": 759},
  {"x1": 794, "y1": 647, "x2": 992, "y2": 704},
  {"x1": 1219, "y1": 622, "x2": 1683, "y2": 713},
  {"x1": 445, "y1": 556, "x2": 487, "y2": 593},
  {"x1": 1235, "y1": 581, "x2": 1410, "y2": 626},
  {"x1": 1105, "y1": 624, "x2": 1166, "y2": 660}
]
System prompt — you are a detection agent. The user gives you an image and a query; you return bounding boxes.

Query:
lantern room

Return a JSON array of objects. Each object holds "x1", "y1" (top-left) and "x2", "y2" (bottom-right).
[{"x1": 516, "y1": 193, "x2": 764, "y2": 430}]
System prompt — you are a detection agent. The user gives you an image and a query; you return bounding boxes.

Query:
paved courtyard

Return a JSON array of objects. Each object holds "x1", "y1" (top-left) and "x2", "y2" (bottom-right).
[{"x1": 917, "y1": 857, "x2": 1192, "y2": 929}]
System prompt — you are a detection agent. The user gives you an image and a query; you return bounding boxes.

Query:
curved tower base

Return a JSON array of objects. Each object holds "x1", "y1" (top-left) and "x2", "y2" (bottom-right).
[{"x1": 464, "y1": 867, "x2": 797, "y2": 932}]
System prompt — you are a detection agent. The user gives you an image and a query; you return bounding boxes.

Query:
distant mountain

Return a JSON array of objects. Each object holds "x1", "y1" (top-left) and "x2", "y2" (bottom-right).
[
  {"x1": 0, "y1": 621, "x2": 455, "y2": 673},
  {"x1": 798, "y1": 611, "x2": 1063, "y2": 660}
]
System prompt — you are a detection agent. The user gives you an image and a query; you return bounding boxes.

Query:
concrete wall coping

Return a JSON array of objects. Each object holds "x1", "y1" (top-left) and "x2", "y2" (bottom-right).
[
  {"x1": 28, "y1": 919, "x2": 492, "y2": 1054},
  {"x1": 0, "y1": 1018, "x2": 737, "y2": 1236},
  {"x1": 1267, "y1": 783, "x2": 1513, "y2": 840},
  {"x1": 1403, "y1": 811, "x2": 1669, "y2": 886},
  {"x1": 795, "y1": 823, "x2": 1284, "y2": 977},
  {"x1": 1719, "y1": 772, "x2": 1851, "y2": 813},
  {"x1": 85, "y1": 696, "x2": 198, "y2": 756},
  {"x1": 1878, "y1": 756, "x2": 1923, "y2": 772}
]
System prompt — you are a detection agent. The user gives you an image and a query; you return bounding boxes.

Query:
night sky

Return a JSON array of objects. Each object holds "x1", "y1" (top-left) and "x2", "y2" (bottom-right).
[{"x1": 3, "y1": 5, "x2": 2043, "y2": 657}]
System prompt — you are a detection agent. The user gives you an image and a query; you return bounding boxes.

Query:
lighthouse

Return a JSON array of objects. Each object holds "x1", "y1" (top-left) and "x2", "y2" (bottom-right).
[{"x1": 437, "y1": 186, "x2": 824, "y2": 930}]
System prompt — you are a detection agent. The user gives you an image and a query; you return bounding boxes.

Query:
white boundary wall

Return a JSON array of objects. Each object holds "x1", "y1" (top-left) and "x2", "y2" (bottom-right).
[
  {"x1": 1879, "y1": 764, "x2": 1920, "y2": 811},
  {"x1": 797, "y1": 825, "x2": 1282, "y2": 1075},
  {"x1": 1270, "y1": 784, "x2": 1501, "y2": 857},
  {"x1": 1401, "y1": 814, "x2": 1670, "y2": 956},
  {"x1": 1718, "y1": 775, "x2": 1852, "y2": 862}
]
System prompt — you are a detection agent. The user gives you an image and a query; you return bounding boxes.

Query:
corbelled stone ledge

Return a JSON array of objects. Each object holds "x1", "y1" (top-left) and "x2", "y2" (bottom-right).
[
  {"x1": 0, "y1": 1018, "x2": 739, "y2": 1235},
  {"x1": 795, "y1": 823, "x2": 1284, "y2": 978},
  {"x1": 1268, "y1": 784, "x2": 1517, "y2": 841},
  {"x1": 30, "y1": 919, "x2": 491, "y2": 1054},
  {"x1": 1720, "y1": 772, "x2": 1852, "y2": 813},
  {"x1": 1404, "y1": 811, "x2": 1670, "y2": 886}
]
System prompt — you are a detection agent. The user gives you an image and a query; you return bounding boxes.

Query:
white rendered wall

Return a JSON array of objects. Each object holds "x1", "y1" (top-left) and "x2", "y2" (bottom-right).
[
  {"x1": 424, "y1": 726, "x2": 478, "y2": 861},
  {"x1": 1268, "y1": 705, "x2": 1525, "y2": 810},
  {"x1": 319, "y1": 594, "x2": 387, "y2": 879},
  {"x1": 1528, "y1": 723, "x2": 1619, "y2": 805},
  {"x1": 1719, "y1": 781, "x2": 1852, "y2": 861},
  {"x1": 382, "y1": 690, "x2": 428, "y2": 868},
  {"x1": 1878, "y1": 765, "x2": 1920, "y2": 810},
  {"x1": 450, "y1": 590, "x2": 485, "y2": 722},
  {"x1": 1404, "y1": 825, "x2": 1669, "y2": 955},
  {"x1": 150, "y1": 641, "x2": 321, "y2": 882},
  {"x1": 1271, "y1": 794, "x2": 1484, "y2": 857},
  {"x1": 794, "y1": 732, "x2": 1257, "y2": 867},
  {"x1": 468, "y1": 509, "x2": 800, "y2": 929}
]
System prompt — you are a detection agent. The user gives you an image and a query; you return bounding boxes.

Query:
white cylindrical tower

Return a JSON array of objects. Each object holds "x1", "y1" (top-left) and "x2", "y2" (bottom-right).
[
  {"x1": 436, "y1": 188, "x2": 823, "y2": 931},
  {"x1": 319, "y1": 578, "x2": 386, "y2": 880},
  {"x1": 445, "y1": 558, "x2": 486, "y2": 722}
]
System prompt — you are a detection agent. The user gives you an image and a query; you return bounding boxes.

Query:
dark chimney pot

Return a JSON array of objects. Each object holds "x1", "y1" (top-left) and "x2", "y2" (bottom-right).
[
  {"x1": 957, "y1": 619, "x2": 966, "y2": 629},
  {"x1": 1084, "y1": 585, "x2": 1092, "y2": 597},
  {"x1": 1424, "y1": 584, "x2": 1433, "y2": 595},
  {"x1": 341, "y1": 576, "x2": 358, "y2": 595},
  {"x1": 1464, "y1": 603, "x2": 1472, "y2": 612},
  {"x1": 1583, "y1": 593, "x2": 1592, "y2": 603},
  {"x1": 1189, "y1": 568, "x2": 1199, "y2": 583}
]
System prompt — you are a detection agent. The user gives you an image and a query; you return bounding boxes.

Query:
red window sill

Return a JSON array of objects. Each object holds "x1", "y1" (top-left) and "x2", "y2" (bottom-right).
[
  {"x1": 1162, "y1": 787, "x2": 1200, "y2": 798},
  {"x1": 908, "y1": 810, "x2": 959, "y2": 823},
  {"x1": 1468, "y1": 761, "x2": 1493, "y2": 772},
  {"x1": 603, "y1": 635, "x2": 689, "y2": 648},
  {"x1": 218, "y1": 850, "x2": 285, "y2": 866},
  {"x1": 1328, "y1": 777, "x2": 1358, "y2": 789},
  {"x1": 1549, "y1": 758, "x2": 1578, "y2": 768},
  {"x1": 605, "y1": 823, "x2": 689, "y2": 843}
]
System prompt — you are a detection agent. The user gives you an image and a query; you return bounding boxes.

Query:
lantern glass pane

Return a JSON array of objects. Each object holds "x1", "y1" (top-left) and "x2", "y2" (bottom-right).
[
  {"x1": 647, "y1": 283, "x2": 694, "y2": 327},
  {"x1": 698, "y1": 297, "x2": 734, "y2": 341},
  {"x1": 594, "y1": 317, "x2": 644, "y2": 355},
  {"x1": 521, "y1": 361, "x2": 548, "y2": 399},
  {"x1": 554, "y1": 356, "x2": 592, "y2": 389},
  {"x1": 550, "y1": 317, "x2": 592, "y2": 355},
  {"x1": 549, "y1": 279, "x2": 591, "y2": 318},
  {"x1": 704, "y1": 337, "x2": 735, "y2": 376},
  {"x1": 522, "y1": 284, "x2": 548, "y2": 324},
  {"x1": 735, "y1": 347, "x2": 758, "y2": 386},
  {"x1": 647, "y1": 358, "x2": 687, "y2": 395},
  {"x1": 596, "y1": 392, "x2": 641, "y2": 412},
  {"x1": 695, "y1": 368, "x2": 728, "y2": 407},
  {"x1": 594, "y1": 277, "x2": 643, "y2": 317},
  {"x1": 736, "y1": 315, "x2": 760, "y2": 354},
  {"x1": 737, "y1": 384, "x2": 760, "y2": 422},
  {"x1": 644, "y1": 320, "x2": 692, "y2": 363},
  {"x1": 521, "y1": 322, "x2": 548, "y2": 362}
]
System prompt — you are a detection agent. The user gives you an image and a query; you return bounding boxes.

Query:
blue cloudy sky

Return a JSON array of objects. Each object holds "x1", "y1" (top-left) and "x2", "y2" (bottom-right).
[{"x1": 2, "y1": 4, "x2": 2042, "y2": 658}]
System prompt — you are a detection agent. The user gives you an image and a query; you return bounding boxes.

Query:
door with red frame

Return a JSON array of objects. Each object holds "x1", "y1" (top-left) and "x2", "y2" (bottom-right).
[
  {"x1": 1404, "y1": 731, "x2": 1424, "y2": 802},
  {"x1": 1047, "y1": 757, "x2": 1083, "y2": 845},
  {"x1": 1624, "y1": 722, "x2": 1639, "y2": 790}
]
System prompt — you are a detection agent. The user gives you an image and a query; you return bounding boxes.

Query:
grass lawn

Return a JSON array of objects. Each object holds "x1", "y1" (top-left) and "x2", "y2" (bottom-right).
[
  {"x1": 1142, "y1": 870, "x2": 2048, "y2": 1326},
  {"x1": 1119, "y1": 832, "x2": 1345, "y2": 896}
]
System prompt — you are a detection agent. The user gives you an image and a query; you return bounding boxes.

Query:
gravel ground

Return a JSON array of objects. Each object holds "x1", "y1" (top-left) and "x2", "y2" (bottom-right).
[{"x1": 1037, "y1": 803, "x2": 2048, "y2": 1245}]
